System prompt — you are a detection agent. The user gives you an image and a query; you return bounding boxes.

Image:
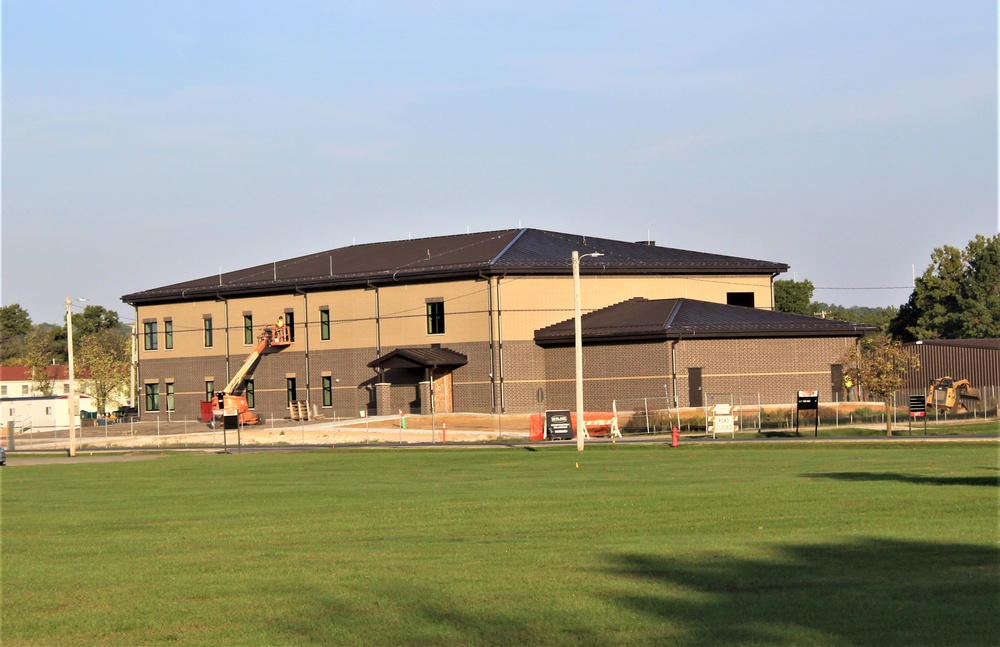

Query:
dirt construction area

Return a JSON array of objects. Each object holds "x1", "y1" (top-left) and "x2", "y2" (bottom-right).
[{"x1": 10, "y1": 413, "x2": 536, "y2": 451}]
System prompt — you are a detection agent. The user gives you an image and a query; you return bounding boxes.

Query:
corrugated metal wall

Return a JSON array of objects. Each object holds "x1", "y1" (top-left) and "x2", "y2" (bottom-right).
[{"x1": 903, "y1": 341, "x2": 1000, "y2": 400}]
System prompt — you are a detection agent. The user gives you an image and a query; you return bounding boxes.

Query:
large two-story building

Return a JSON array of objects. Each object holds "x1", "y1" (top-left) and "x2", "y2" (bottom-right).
[{"x1": 122, "y1": 228, "x2": 872, "y2": 419}]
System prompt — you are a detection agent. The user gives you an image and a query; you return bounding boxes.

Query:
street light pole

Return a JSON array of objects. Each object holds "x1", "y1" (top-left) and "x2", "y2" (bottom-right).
[
  {"x1": 66, "y1": 297, "x2": 77, "y2": 457},
  {"x1": 65, "y1": 297, "x2": 87, "y2": 457},
  {"x1": 573, "y1": 251, "x2": 603, "y2": 452}
]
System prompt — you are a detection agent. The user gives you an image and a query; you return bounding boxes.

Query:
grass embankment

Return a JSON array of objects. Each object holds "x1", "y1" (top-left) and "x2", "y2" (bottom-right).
[{"x1": 2, "y1": 443, "x2": 997, "y2": 645}]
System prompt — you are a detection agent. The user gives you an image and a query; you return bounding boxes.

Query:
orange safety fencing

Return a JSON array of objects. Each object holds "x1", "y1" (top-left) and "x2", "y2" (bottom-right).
[{"x1": 529, "y1": 412, "x2": 617, "y2": 441}]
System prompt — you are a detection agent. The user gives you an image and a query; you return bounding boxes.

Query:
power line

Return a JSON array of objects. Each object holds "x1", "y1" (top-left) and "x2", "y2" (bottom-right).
[{"x1": 814, "y1": 286, "x2": 912, "y2": 291}]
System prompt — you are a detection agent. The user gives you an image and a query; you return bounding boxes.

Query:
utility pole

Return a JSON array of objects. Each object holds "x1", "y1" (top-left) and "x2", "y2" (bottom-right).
[
  {"x1": 573, "y1": 250, "x2": 603, "y2": 452},
  {"x1": 66, "y1": 297, "x2": 77, "y2": 457}
]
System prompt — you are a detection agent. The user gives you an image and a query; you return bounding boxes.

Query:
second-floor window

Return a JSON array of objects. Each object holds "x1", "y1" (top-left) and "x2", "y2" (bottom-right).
[
  {"x1": 144, "y1": 322, "x2": 158, "y2": 350},
  {"x1": 320, "y1": 308, "x2": 330, "y2": 341},
  {"x1": 164, "y1": 320, "x2": 173, "y2": 350},
  {"x1": 204, "y1": 317, "x2": 213, "y2": 347},
  {"x1": 426, "y1": 301, "x2": 445, "y2": 335},
  {"x1": 244, "y1": 315, "x2": 253, "y2": 345}
]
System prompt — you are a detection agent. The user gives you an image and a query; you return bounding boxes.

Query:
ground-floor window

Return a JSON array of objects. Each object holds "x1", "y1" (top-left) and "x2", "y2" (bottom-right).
[
  {"x1": 145, "y1": 383, "x2": 160, "y2": 412},
  {"x1": 322, "y1": 376, "x2": 333, "y2": 407}
]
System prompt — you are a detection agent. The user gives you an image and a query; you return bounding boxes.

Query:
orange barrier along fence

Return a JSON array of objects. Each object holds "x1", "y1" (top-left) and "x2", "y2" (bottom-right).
[{"x1": 529, "y1": 412, "x2": 617, "y2": 441}]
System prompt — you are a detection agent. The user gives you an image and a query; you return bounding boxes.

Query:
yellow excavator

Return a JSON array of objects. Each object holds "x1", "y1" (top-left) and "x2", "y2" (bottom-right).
[
  {"x1": 925, "y1": 377, "x2": 981, "y2": 414},
  {"x1": 211, "y1": 323, "x2": 292, "y2": 425}
]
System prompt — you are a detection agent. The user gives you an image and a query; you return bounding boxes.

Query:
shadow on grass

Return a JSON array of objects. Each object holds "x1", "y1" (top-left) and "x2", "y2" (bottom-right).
[
  {"x1": 607, "y1": 538, "x2": 999, "y2": 646},
  {"x1": 801, "y1": 471, "x2": 999, "y2": 487}
]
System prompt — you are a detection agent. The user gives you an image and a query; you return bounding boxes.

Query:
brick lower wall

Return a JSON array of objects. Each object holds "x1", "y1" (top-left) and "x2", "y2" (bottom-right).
[{"x1": 138, "y1": 336, "x2": 860, "y2": 418}]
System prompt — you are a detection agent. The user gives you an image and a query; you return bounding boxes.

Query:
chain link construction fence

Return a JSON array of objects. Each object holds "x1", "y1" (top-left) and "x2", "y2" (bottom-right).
[{"x1": 613, "y1": 385, "x2": 999, "y2": 437}]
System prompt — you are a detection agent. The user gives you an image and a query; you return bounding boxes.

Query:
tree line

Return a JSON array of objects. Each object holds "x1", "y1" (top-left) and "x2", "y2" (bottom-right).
[
  {"x1": 774, "y1": 233, "x2": 999, "y2": 340},
  {"x1": 0, "y1": 304, "x2": 131, "y2": 414},
  {"x1": 774, "y1": 233, "x2": 998, "y2": 435}
]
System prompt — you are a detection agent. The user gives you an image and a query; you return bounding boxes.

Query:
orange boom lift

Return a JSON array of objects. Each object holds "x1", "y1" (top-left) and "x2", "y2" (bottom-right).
[{"x1": 211, "y1": 323, "x2": 292, "y2": 425}]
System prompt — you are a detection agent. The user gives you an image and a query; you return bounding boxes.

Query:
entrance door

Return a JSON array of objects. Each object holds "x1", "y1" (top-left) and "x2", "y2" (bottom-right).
[
  {"x1": 688, "y1": 367, "x2": 703, "y2": 407},
  {"x1": 433, "y1": 369, "x2": 454, "y2": 413}
]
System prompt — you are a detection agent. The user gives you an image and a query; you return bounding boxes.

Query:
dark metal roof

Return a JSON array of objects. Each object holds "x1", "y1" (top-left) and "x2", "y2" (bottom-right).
[
  {"x1": 905, "y1": 338, "x2": 1000, "y2": 351},
  {"x1": 534, "y1": 297, "x2": 877, "y2": 345},
  {"x1": 367, "y1": 347, "x2": 469, "y2": 370},
  {"x1": 122, "y1": 228, "x2": 789, "y2": 306}
]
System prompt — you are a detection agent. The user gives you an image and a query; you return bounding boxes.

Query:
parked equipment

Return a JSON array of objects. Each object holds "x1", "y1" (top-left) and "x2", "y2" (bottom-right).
[
  {"x1": 211, "y1": 323, "x2": 292, "y2": 425},
  {"x1": 925, "y1": 377, "x2": 981, "y2": 414}
]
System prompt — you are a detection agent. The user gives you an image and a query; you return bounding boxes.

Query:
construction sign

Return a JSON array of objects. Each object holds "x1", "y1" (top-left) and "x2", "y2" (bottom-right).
[{"x1": 709, "y1": 403, "x2": 738, "y2": 438}]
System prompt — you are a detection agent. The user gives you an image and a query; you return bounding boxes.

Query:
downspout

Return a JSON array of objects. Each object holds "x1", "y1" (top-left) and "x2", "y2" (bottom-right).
[
  {"x1": 131, "y1": 307, "x2": 139, "y2": 407},
  {"x1": 298, "y1": 288, "x2": 310, "y2": 413},
  {"x1": 671, "y1": 339, "x2": 679, "y2": 409},
  {"x1": 487, "y1": 275, "x2": 496, "y2": 413},
  {"x1": 223, "y1": 298, "x2": 231, "y2": 388},
  {"x1": 496, "y1": 277, "x2": 506, "y2": 413}
]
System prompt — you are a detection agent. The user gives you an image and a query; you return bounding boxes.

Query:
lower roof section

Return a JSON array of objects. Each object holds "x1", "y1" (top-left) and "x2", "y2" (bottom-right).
[
  {"x1": 534, "y1": 297, "x2": 877, "y2": 345},
  {"x1": 368, "y1": 347, "x2": 469, "y2": 371}
]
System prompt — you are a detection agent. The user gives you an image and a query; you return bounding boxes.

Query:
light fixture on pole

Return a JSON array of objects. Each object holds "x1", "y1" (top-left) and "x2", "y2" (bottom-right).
[
  {"x1": 66, "y1": 297, "x2": 87, "y2": 457},
  {"x1": 573, "y1": 250, "x2": 603, "y2": 452}
]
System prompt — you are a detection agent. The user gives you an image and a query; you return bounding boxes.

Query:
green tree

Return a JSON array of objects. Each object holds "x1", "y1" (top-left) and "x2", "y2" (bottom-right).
[
  {"x1": 76, "y1": 328, "x2": 131, "y2": 414},
  {"x1": 24, "y1": 328, "x2": 61, "y2": 396},
  {"x1": 72, "y1": 305, "x2": 124, "y2": 339},
  {"x1": 811, "y1": 303, "x2": 898, "y2": 333},
  {"x1": 0, "y1": 304, "x2": 32, "y2": 362},
  {"x1": 890, "y1": 234, "x2": 1000, "y2": 340},
  {"x1": 843, "y1": 334, "x2": 920, "y2": 436},
  {"x1": 774, "y1": 279, "x2": 815, "y2": 315}
]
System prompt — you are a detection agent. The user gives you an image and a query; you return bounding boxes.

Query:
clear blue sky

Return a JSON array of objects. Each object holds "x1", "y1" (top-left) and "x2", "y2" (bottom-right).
[{"x1": 3, "y1": 1, "x2": 997, "y2": 324}]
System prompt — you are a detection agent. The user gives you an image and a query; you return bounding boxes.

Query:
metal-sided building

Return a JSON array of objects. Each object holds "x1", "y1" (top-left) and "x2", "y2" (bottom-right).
[
  {"x1": 902, "y1": 338, "x2": 1000, "y2": 406},
  {"x1": 121, "y1": 228, "x2": 870, "y2": 418}
]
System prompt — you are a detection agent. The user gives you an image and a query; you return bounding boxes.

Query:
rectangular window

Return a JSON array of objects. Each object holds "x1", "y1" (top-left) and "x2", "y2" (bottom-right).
[
  {"x1": 0, "y1": 386, "x2": 6, "y2": 396},
  {"x1": 45, "y1": 406, "x2": 53, "y2": 415},
  {"x1": 145, "y1": 383, "x2": 160, "y2": 412},
  {"x1": 426, "y1": 301, "x2": 445, "y2": 335},
  {"x1": 166, "y1": 382, "x2": 175, "y2": 412},
  {"x1": 205, "y1": 381, "x2": 215, "y2": 403},
  {"x1": 244, "y1": 314, "x2": 253, "y2": 345},
  {"x1": 320, "y1": 308, "x2": 330, "y2": 341},
  {"x1": 22, "y1": 385, "x2": 29, "y2": 396},
  {"x1": 246, "y1": 380, "x2": 255, "y2": 409},
  {"x1": 322, "y1": 376, "x2": 333, "y2": 407},
  {"x1": 284, "y1": 311, "x2": 295, "y2": 342},
  {"x1": 204, "y1": 317, "x2": 214, "y2": 347},
  {"x1": 164, "y1": 320, "x2": 173, "y2": 349},
  {"x1": 286, "y1": 377, "x2": 297, "y2": 404},
  {"x1": 726, "y1": 292, "x2": 755, "y2": 308},
  {"x1": 144, "y1": 321, "x2": 158, "y2": 350},
  {"x1": 63, "y1": 384, "x2": 69, "y2": 394}
]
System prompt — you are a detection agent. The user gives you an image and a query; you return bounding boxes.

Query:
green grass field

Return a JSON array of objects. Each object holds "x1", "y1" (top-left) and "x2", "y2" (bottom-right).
[{"x1": 2, "y1": 443, "x2": 997, "y2": 646}]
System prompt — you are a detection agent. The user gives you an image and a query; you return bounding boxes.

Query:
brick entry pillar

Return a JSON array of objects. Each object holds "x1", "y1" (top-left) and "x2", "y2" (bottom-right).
[
  {"x1": 418, "y1": 381, "x2": 432, "y2": 415},
  {"x1": 374, "y1": 382, "x2": 393, "y2": 417}
]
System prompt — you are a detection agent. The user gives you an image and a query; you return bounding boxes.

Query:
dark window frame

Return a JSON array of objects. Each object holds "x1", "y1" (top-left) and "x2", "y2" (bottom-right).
[
  {"x1": 426, "y1": 301, "x2": 445, "y2": 335},
  {"x1": 144, "y1": 322, "x2": 158, "y2": 351}
]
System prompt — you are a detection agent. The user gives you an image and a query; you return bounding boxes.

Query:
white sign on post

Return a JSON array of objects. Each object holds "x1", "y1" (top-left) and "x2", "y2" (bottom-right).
[{"x1": 709, "y1": 403, "x2": 738, "y2": 438}]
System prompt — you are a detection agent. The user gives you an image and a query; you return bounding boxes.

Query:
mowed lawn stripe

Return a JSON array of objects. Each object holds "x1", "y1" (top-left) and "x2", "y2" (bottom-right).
[{"x1": 1, "y1": 443, "x2": 997, "y2": 646}]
